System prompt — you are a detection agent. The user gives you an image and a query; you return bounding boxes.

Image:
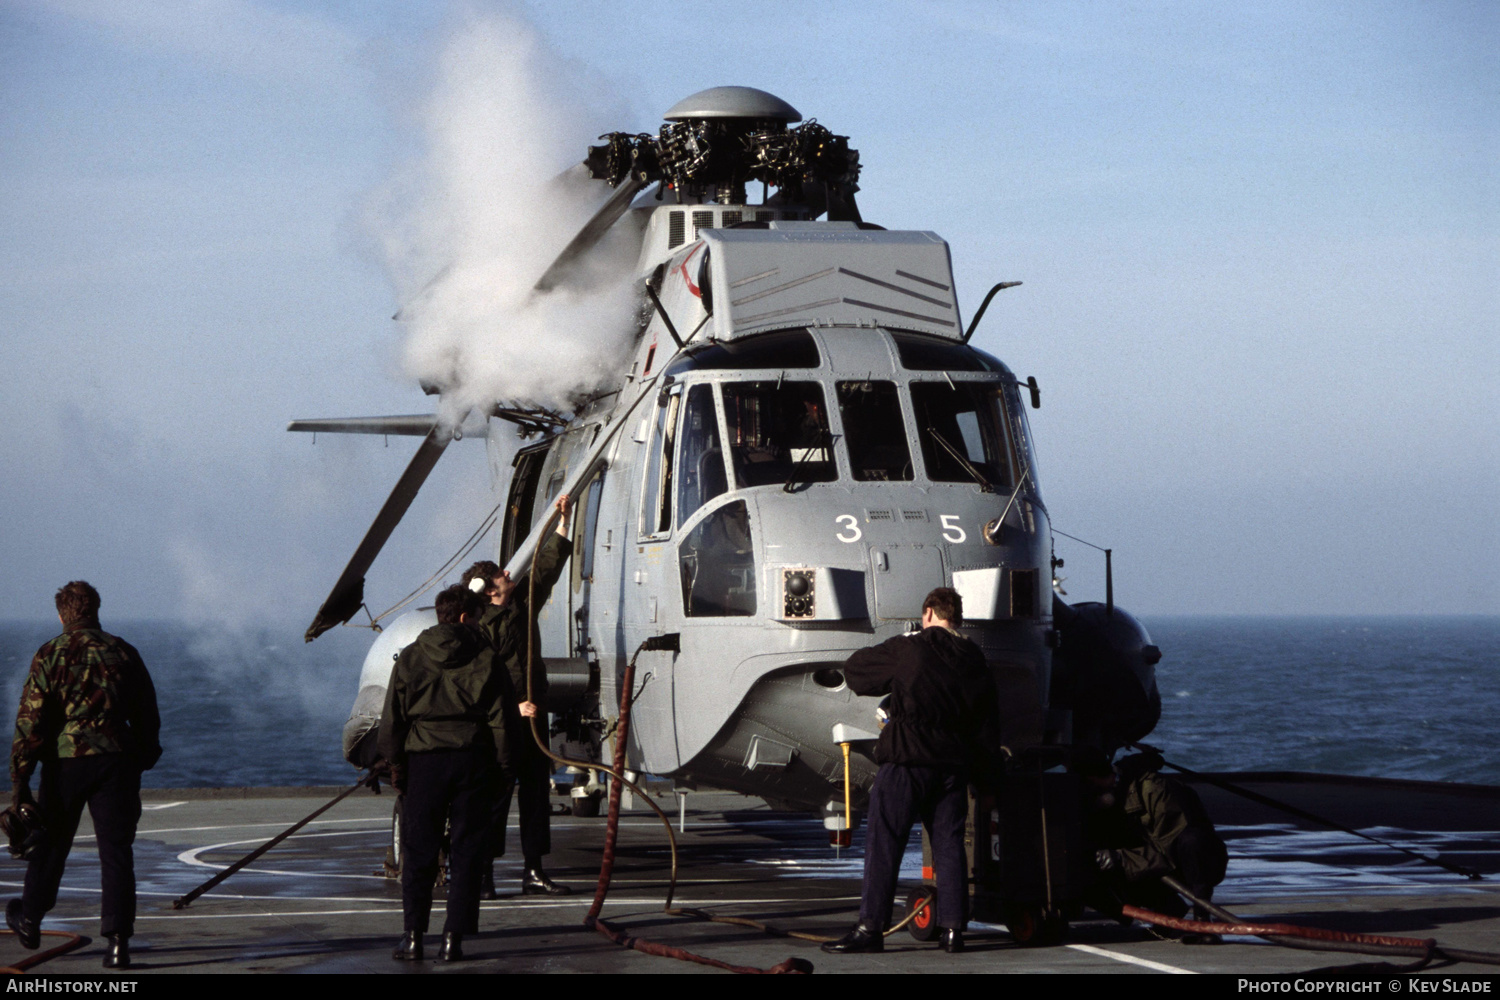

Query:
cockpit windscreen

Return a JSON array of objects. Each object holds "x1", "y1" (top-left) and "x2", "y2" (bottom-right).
[
  {"x1": 722, "y1": 381, "x2": 835, "y2": 489},
  {"x1": 909, "y1": 382, "x2": 1015, "y2": 490}
]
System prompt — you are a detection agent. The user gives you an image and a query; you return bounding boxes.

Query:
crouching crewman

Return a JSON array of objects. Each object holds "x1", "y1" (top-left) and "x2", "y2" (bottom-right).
[{"x1": 1076, "y1": 746, "x2": 1228, "y2": 940}]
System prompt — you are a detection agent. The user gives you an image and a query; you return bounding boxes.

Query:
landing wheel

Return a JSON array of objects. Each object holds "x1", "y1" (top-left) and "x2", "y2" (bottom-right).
[
  {"x1": 905, "y1": 887, "x2": 939, "y2": 941},
  {"x1": 384, "y1": 796, "x2": 403, "y2": 878},
  {"x1": 1003, "y1": 903, "x2": 1068, "y2": 947}
]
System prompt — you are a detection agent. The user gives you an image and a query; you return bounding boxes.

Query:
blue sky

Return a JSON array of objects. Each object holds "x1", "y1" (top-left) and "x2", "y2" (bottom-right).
[{"x1": 1, "y1": 0, "x2": 1495, "y2": 625}]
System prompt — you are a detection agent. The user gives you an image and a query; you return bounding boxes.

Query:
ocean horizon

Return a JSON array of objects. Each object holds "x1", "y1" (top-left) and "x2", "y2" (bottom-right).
[{"x1": 1, "y1": 614, "x2": 1495, "y2": 789}]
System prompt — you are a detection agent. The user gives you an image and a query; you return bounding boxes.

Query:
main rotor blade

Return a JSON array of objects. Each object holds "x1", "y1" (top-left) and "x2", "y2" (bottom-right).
[
  {"x1": 287, "y1": 415, "x2": 488, "y2": 438},
  {"x1": 304, "y1": 423, "x2": 455, "y2": 642},
  {"x1": 532, "y1": 176, "x2": 650, "y2": 293}
]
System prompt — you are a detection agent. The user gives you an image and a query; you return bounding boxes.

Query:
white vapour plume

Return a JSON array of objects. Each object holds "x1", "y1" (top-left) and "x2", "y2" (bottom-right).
[{"x1": 372, "y1": 12, "x2": 641, "y2": 422}]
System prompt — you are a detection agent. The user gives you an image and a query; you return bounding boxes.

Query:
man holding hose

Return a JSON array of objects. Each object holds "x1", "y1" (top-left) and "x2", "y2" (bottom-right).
[{"x1": 462, "y1": 493, "x2": 575, "y2": 898}]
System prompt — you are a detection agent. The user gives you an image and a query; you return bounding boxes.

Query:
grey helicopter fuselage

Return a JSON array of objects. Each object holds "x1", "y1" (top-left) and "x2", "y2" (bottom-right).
[
  {"x1": 496, "y1": 209, "x2": 1055, "y2": 812},
  {"x1": 327, "y1": 87, "x2": 1154, "y2": 822}
]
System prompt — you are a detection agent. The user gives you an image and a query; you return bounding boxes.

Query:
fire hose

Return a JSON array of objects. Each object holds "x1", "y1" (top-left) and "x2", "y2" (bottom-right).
[
  {"x1": 0, "y1": 930, "x2": 88, "y2": 974},
  {"x1": 525, "y1": 507, "x2": 813, "y2": 972},
  {"x1": 1142, "y1": 875, "x2": 1500, "y2": 968}
]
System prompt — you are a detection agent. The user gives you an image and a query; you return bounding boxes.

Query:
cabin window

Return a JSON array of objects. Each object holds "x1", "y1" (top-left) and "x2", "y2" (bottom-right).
[
  {"x1": 500, "y1": 439, "x2": 553, "y2": 566},
  {"x1": 676, "y1": 384, "x2": 728, "y2": 528},
  {"x1": 639, "y1": 387, "x2": 682, "y2": 539},
  {"x1": 679, "y1": 500, "x2": 756, "y2": 617},
  {"x1": 572, "y1": 474, "x2": 604, "y2": 593},
  {"x1": 837, "y1": 381, "x2": 913, "y2": 482},
  {"x1": 892, "y1": 332, "x2": 999, "y2": 372},
  {"x1": 722, "y1": 381, "x2": 835, "y2": 489},
  {"x1": 909, "y1": 382, "x2": 1015, "y2": 490},
  {"x1": 673, "y1": 330, "x2": 820, "y2": 371}
]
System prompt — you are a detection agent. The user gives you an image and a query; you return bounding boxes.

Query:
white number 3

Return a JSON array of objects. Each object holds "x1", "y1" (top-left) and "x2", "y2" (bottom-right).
[
  {"x1": 835, "y1": 515, "x2": 862, "y2": 543},
  {"x1": 940, "y1": 515, "x2": 967, "y2": 543}
]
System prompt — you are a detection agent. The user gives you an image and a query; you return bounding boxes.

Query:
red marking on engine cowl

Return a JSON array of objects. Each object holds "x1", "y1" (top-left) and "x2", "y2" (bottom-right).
[{"x1": 677, "y1": 243, "x2": 705, "y2": 299}]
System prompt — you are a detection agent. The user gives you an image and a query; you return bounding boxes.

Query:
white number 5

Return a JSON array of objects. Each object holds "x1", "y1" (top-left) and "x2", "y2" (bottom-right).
[
  {"x1": 835, "y1": 515, "x2": 862, "y2": 543},
  {"x1": 939, "y1": 515, "x2": 967, "y2": 543}
]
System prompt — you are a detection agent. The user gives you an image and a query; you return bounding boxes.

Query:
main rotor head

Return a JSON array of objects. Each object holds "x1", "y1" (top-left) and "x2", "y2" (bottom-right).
[{"x1": 586, "y1": 86, "x2": 860, "y2": 210}]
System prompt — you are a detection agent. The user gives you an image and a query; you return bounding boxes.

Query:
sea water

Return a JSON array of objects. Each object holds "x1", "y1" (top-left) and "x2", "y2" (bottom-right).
[
  {"x1": 0, "y1": 616, "x2": 1495, "y2": 789},
  {"x1": 1146, "y1": 616, "x2": 1499, "y2": 786}
]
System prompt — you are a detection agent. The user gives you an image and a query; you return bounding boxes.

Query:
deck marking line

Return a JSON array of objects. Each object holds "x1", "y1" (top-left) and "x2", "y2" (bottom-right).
[
  {"x1": 141, "y1": 817, "x2": 388, "y2": 835},
  {"x1": 43, "y1": 896, "x2": 844, "y2": 922},
  {"x1": 140, "y1": 814, "x2": 665, "y2": 836},
  {"x1": 1066, "y1": 943, "x2": 1197, "y2": 974},
  {"x1": 141, "y1": 801, "x2": 187, "y2": 811}
]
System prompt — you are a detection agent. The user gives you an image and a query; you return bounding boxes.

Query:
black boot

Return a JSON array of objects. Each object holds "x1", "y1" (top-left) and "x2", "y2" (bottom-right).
[
  {"x1": 821, "y1": 922, "x2": 883, "y2": 954},
  {"x1": 392, "y1": 930, "x2": 423, "y2": 961},
  {"x1": 940, "y1": 928, "x2": 964, "y2": 953},
  {"x1": 6, "y1": 899, "x2": 38, "y2": 950},
  {"x1": 479, "y1": 860, "x2": 497, "y2": 901},
  {"x1": 439, "y1": 932, "x2": 463, "y2": 962},
  {"x1": 521, "y1": 867, "x2": 571, "y2": 896},
  {"x1": 103, "y1": 935, "x2": 130, "y2": 969}
]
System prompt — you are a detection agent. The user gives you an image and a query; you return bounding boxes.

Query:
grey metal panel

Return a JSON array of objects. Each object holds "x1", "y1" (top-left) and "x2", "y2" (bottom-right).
[
  {"x1": 702, "y1": 228, "x2": 961, "y2": 340},
  {"x1": 869, "y1": 544, "x2": 946, "y2": 620},
  {"x1": 664, "y1": 86, "x2": 801, "y2": 122}
]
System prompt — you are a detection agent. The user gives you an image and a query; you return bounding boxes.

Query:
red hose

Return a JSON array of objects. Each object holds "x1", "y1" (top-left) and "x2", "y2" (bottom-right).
[
  {"x1": 577, "y1": 640, "x2": 811, "y2": 973},
  {"x1": 1121, "y1": 905, "x2": 1437, "y2": 953},
  {"x1": 0, "y1": 929, "x2": 89, "y2": 973}
]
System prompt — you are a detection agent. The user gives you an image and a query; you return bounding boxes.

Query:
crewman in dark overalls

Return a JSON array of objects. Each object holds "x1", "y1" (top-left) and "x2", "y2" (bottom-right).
[
  {"x1": 461, "y1": 493, "x2": 574, "y2": 897},
  {"x1": 379, "y1": 585, "x2": 521, "y2": 962},
  {"x1": 823, "y1": 587, "x2": 1002, "y2": 955}
]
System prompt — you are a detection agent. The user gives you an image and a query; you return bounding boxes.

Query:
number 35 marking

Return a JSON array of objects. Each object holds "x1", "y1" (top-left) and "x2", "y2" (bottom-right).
[
  {"x1": 835, "y1": 515, "x2": 862, "y2": 543},
  {"x1": 939, "y1": 515, "x2": 967, "y2": 543}
]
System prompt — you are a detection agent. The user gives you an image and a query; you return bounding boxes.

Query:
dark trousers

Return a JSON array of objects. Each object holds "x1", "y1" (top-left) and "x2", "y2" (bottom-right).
[
  {"x1": 490, "y1": 740, "x2": 550, "y2": 866},
  {"x1": 402, "y1": 748, "x2": 497, "y2": 934},
  {"x1": 23, "y1": 754, "x2": 141, "y2": 937},
  {"x1": 860, "y1": 763, "x2": 968, "y2": 930}
]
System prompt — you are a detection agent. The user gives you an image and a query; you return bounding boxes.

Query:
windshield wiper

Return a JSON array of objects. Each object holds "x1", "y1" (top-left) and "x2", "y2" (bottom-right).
[
  {"x1": 926, "y1": 426, "x2": 995, "y2": 492},
  {"x1": 783, "y1": 427, "x2": 831, "y2": 494}
]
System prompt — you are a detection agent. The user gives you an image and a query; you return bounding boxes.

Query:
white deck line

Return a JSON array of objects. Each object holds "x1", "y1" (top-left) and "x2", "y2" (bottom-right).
[
  {"x1": 136, "y1": 817, "x2": 681, "y2": 836},
  {"x1": 39, "y1": 895, "x2": 864, "y2": 922},
  {"x1": 1065, "y1": 943, "x2": 1197, "y2": 974}
]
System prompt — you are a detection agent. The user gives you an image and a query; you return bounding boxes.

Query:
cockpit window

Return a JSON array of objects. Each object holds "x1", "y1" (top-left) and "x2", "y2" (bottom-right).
[
  {"x1": 680, "y1": 500, "x2": 756, "y2": 617},
  {"x1": 909, "y1": 382, "x2": 1015, "y2": 490},
  {"x1": 639, "y1": 388, "x2": 681, "y2": 539},
  {"x1": 1002, "y1": 382, "x2": 1041, "y2": 498},
  {"x1": 837, "y1": 381, "x2": 913, "y2": 482},
  {"x1": 671, "y1": 329, "x2": 820, "y2": 372},
  {"x1": 676, "y1": 383, "x2": 728, "y2": 528},
  {"x1": 722, "y1": 381, "x2": 835, "y2": 489},
  {"x1": 892, "y1": 332, "x2": 998, "y2": 372}
]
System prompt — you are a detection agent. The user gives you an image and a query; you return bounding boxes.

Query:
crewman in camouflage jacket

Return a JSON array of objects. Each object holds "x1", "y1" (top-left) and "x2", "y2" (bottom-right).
[
  {"x1": 460, "y1": 493, "x2": 574, "y2": 898},
  {"x1": 1079, "y1": 747, "x2": 1228, "y2": 931},
  {"x1": 7, "y1": 581, "x2": 161, "y2": 970}
]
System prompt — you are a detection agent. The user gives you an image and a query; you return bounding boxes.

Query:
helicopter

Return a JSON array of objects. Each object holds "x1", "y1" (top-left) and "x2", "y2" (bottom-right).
[{"x1": 293, "y1": 86, "x2": 1162, "y2": 835}]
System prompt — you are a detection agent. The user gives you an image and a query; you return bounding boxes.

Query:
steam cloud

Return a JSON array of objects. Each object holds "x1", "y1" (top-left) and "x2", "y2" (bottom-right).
[{"x1": 371, "y1": 11, "x2": 643, "y2": 423}]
